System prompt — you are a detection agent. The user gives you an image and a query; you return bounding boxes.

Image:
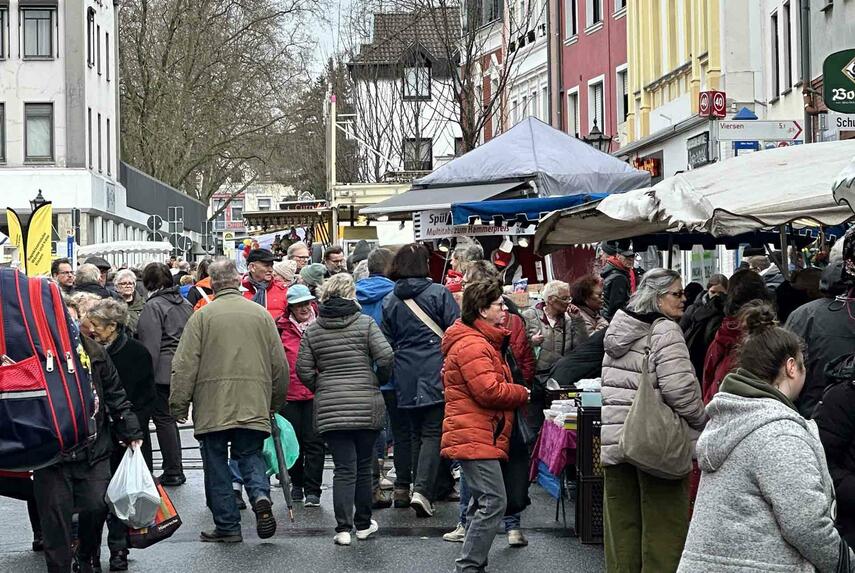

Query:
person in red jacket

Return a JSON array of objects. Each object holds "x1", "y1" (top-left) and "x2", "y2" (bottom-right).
[
  {"x1": 275, "y1": 285, "x2": 325, "y2": 507},
  {"x1": 241, "y1": 249, "x2": 288, "y2": 320},
  {"x1": 441, "y1": 279, "x2": 530, "y2": 573}
]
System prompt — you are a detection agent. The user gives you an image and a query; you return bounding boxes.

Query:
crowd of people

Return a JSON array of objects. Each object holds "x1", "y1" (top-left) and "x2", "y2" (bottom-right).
[{"x1": 3, "y1": 229, "x2": 855, "y2": 573}]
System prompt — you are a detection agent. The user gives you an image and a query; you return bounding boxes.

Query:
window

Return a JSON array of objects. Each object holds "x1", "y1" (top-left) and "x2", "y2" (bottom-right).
[
  {"x1": 257, "y1": 197, "x2": 272, "y2": 211},
  {"x1": 231, "y1": 200, "x2": 244, "y2": 222},
  {"x1": 782, "y1": 2, "x2": 792, "y2": 89},
  {"x1": 214, "y1": 199, "x2": 226, "y2": 228},
  {"x1": 586, "y1": 0, "x2": 602, "y2": 27},
  {"x1": 25, "y1": 103, "x2": 53, "y2": 162},
  {"x1": 106, "y1": 118, "x2": 111, "y2": 175},
  {"x1": 87, "y1": 9, "x2": 95, "y2": 66},
  {"x1": 521, "y1": 95, "x2": 528, "y2": 123},
  {"x1": 97, "y1": 113, "x2": 102, "y2": 172},
  {"x1": 616, "y1": 68, "x2": 628, "y2": 123},
  {"x1": 105, "y1": 32, "x2": 110, "y2": 81},
  {"x1": 565, "y1": 0, "x2": 577, "y2": 37},
  {"x1": 542, "y1": 86, "x2": 549, "y2": 120},
  {"x1": 403, "y1": 63, "x2": 431, "y2": 100},
  {"x1": 0, "y1": 103, "x2": 5, "y2": 162},
  {"x1": 530, "y1": 91, "x2": 538, "y2": 117},
  {"x1": 771, "y1": 12, "x2": 780, "y2": 95},
  {"x1": 96, "y1": 25, "x2": 101, "y2": 75},
  {"x1": 589, "y1": 80, "x2": 604, "y2": 132},
  {"x1": 23, "y1": 9, "x2": 53, "y2": 58},
  {"x1": 0, "y1": 9, "x2": 7, "y2": 59},
  {"x1": 567, "y1": 90, "x2": 579, "y2": 136},
  {"x1": 615, "y1": 0, "x2": 626, "y2": 11},
  {"x1": 403, "y1": 138, "x2": 432, "y2": 171},
  {"x1": 454, "y1": 137, "x2": 465, "y2": 157},
  {"x1": 88, "y1": 108, "x2": 93, "y2": 168}
]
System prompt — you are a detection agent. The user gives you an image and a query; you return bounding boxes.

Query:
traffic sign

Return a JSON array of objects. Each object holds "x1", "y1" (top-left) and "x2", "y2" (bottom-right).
[
  {"x1": 147, "y1": 231, "x2": 165, "y2": 242},
  {"x1": 178, "y1": 236, "x2": 193, "y2": 252},
  {"x1": 146, "y1": 214, "x2": 163, "y2": 231},
  {"x1": 699, "y1": 90, "x2": 727, "y2": 118},
  {"x1": 717, "y1": 120, "x2": 803, "y2": 141}
]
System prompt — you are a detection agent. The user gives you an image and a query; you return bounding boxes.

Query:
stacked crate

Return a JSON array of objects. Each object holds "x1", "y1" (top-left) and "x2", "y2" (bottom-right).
[{"x1": 575, "y1": 405, "x2": 603, "y2": 544}]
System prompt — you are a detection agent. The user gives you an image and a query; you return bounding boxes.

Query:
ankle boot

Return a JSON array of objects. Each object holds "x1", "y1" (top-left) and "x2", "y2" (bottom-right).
[{"x1": 393, "y1": 486, "x2": 411, "y2": 508}]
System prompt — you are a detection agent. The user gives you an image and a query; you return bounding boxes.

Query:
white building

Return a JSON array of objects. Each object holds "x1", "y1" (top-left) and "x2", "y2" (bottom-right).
[{"x1": 347, "y1": 9, "x2": 461, "y2": 181}]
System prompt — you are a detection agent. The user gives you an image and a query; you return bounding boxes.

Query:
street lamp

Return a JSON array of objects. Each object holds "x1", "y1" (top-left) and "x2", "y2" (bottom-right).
[
  {"x1": 30, "y1": 189, "x2": 47, "y2": 212},
  {"x1": 584, "y1": 120, "x2": 613, "y2": 153}
]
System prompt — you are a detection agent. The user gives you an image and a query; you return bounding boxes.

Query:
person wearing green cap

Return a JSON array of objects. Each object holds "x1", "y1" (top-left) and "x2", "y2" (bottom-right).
[{"x1": 301, "y1": 263, "x2": 327, "y2": 297}]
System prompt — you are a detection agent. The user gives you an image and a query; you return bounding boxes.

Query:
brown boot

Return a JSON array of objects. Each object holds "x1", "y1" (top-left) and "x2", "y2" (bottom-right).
[
  {"x1": 393, "y1": 486, "x2": 411, "y2": 508},
  {"x1": 372, "y1": 487, "x2": 392, "y2": 509}
]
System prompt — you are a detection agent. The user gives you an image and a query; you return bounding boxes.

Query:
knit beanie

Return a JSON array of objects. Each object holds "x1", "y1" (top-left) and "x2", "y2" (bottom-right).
[
  {"x1": 273, "y1": 259, "x2": 297, "y2": 284},
  {"x1": 300, "y1": 263, "x2": 326, "y2": 287}
]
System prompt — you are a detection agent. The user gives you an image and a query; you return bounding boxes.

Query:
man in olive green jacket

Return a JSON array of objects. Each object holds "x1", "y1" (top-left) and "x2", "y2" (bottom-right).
[{"x1": 170, "y1": 259, "x2": 288, "y2": 543}]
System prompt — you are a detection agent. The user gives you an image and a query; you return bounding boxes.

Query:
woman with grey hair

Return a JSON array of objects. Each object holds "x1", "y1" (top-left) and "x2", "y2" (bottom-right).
[
  {"x1": 79, "y1": 298, "x2": 156, "y2": 571},
  {"x1": 297, "y1": 273, "x2": 394, "y2": 545},
  {"x1": 600, "y1": 268, "x2": 707, "y2": 571},
  {"x1": 112, "y1": 268, "x2": 145, "y2": 334}
]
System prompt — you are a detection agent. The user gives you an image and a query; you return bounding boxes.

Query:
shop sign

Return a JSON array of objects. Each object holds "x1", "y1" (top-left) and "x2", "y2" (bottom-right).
[
  {"x1": 632, "y1": 151, "x2": 664, "y2": 184},
  {"x1": 823, "y1": 49, "x2": 855, "y2": 114},
  {"x1": 687, "y1": 132, "x2": 711, "y2": 169},
  {"x1": 413, "y1": 210, "x2": 535, "y2": 241}
]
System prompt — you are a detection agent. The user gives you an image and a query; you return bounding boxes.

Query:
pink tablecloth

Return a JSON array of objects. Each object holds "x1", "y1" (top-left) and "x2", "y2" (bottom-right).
[{"x1": 528, "y1": 421, "x2": 577, "y2": 480}]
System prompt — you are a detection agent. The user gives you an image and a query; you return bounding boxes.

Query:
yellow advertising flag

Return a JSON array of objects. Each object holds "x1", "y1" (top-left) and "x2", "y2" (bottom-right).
[
  {"x1": 25, "y1": 202, "x2": 53, "y2": 277},
  {"x1": 6, "y1": 208, "x2": 27, "y2": 275}
]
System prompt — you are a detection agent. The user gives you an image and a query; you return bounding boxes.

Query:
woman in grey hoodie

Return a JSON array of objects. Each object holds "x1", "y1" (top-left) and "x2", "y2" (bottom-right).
[{"x1": 680, "y1": 302, "x2": 854, "y2": 573}]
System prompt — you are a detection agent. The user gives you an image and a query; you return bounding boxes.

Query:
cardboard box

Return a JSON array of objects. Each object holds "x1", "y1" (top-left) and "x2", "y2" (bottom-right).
[{"x1": 507, "y1": 292, "x2": 530, "y2": 308}]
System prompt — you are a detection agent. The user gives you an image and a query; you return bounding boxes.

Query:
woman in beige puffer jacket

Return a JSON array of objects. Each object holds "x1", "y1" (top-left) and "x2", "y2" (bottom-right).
[{"x1": 600, "y1": 268, "x2": 707, "y2": 573}]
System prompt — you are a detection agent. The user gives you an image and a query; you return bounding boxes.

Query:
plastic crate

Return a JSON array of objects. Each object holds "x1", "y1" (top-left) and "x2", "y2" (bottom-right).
[
  {"x1": 575, "y1": 477, "x2": 604, "y2": 544},
  {"x1": 545, "y1": 388, "x2": 578, "y2": 409},
  {"x1": 576, "y1": 406, "x2": 602, "y2": 478}
]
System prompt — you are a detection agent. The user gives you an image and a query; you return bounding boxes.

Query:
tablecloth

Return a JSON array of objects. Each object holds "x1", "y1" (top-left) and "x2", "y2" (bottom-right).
[{"x1": 528, "y1": 421, "x2": 577, "y2": 481}]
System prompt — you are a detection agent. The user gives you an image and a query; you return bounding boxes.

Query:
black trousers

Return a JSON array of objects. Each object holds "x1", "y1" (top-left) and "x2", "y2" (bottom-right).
[
  {"x1": 408, "y1": 403, "x2": 445, "y2": 501},
  {"x1": 0, "y1": 476, "x2": 41, "y2": 537},
  {"x1": 107, "y1": 408, "x2": 153, "y2": 554},
  {"x1": 383, "y1": 390, "x2": 412, "y2": 489},
  {"x1": 281, "y1": 399, "x2": 325, "y2": 497},
  {"x1": 33, "y1": 459, "x2": 111, "y2": 573},
  {"x1": 325, "y1": 430, "x2": 378, "y2": 533},
  {"x1": 152, "y1": 385, "x2": 184, "y2": 478}
]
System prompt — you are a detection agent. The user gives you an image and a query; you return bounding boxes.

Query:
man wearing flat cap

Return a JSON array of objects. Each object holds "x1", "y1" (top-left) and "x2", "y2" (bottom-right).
[{"x1": 241, "y1": 248, "x2": 288, "y2": 320}]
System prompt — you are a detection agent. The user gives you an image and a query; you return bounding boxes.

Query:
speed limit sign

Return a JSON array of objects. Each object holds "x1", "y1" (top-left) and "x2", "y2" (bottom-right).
[
  {"x1": 699, "y1": 92, "x2": 710, "y2": 116},
  {"x1": 699, "y1": 90, "x2": 727, "y2": 118}
]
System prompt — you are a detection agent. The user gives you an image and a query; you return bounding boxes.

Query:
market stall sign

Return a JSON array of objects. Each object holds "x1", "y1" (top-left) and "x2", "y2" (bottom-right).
[
  {"x1": 413, "y1": 210, "x2": 534, "y2": 241},
  {"x1": 823, "y1": 49, "x2": 855, "y2": 114}
]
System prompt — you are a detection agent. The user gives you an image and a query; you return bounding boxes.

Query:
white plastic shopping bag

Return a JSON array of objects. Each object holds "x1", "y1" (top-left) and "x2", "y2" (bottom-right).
[{"x1": 105, "y1": 446, "x2": 161, "y2": 528}]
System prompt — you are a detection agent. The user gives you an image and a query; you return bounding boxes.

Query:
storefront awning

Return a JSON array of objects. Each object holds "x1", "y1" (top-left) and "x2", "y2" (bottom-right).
[
  {"x1": 451, "y1": 193, "x2": 607, "y2": 225},
  {"x1": 361, "y1": 181, "x2": 526, "y2": 216}
]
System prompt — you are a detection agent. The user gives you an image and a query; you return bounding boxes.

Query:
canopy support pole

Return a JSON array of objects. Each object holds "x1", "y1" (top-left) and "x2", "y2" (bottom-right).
[
  {"x1": 666, "y1": 235, "x2": 674, "y2": 270},
  {"x1": 779, "y1": 225, "x2": 790, "y2": 281}
]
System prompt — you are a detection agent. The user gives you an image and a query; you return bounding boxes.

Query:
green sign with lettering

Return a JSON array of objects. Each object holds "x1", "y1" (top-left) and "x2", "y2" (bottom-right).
[{"x1": 824, "y1": 49, "x2": 855, "y2": 113}]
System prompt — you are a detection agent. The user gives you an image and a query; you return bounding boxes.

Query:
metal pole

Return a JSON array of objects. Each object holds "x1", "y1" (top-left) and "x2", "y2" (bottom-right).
[
  {"x1": 779, "y1": 225, "x2": 790, "y2": 281},
  {"x1": 667, "y1": 235, "x2": 674, "y2": 270},
  {"x1": 800, "y1": 0, "x2": 813, "y2": 143}
]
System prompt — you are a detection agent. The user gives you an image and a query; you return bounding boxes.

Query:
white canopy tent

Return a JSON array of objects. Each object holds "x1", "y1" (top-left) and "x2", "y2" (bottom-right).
[
  {"x1": 833, "y1": 155, "x2": 855, "y2": 213},
  {"x1": 77, "y1": 241, "x2": 173, "y2": 268},
  {"x1": 535, "y1": 140, "x2": 855, "y2": 254}
]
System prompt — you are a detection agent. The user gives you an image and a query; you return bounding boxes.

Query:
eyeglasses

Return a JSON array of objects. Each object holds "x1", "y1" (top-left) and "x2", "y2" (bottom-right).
[
  {"x1": 664, "y1": 290, "x2": 686, "y2": 298},
  {"x1": 293, "y1": 255, "x2": 310, "y2": 261},
  {"x1": 116, "y1": 282, "x2": 136, "y2": 287},
  {"x1": 552, "y1": 296, "x2": 571, "y2": 305}
]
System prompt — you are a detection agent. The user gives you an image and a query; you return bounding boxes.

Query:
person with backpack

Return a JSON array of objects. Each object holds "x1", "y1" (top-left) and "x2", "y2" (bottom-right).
[{"x1": 34, "y1": 297, "x2": 143, "y2": 573}]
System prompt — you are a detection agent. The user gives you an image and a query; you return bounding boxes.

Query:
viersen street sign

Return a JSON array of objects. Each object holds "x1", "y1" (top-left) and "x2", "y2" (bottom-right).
[{"x1": 823, "y1": 49, "x2": 855, "y2": 114}]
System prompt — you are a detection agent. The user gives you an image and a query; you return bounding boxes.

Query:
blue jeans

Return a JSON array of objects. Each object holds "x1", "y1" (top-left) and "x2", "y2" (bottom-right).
[
  {"x1": 198, "y1": 429, "x2": 270, "y2": 534},
  {"x1": 459, "y1": 471, "x2": 520, "y2": 532}
]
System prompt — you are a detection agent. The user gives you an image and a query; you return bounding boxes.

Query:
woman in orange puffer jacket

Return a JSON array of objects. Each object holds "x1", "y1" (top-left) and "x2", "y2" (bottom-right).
[{"x1": 441, "y1": 278, "x2": 530, "y2": 573}]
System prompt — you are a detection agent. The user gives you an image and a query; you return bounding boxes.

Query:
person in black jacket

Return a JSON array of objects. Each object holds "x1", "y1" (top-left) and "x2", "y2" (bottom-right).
[
  {"x1": 680, "y1": 274, "x2": 728, "y2": 380},
  {"x1": 381, "y1": 244, "x2": 460, "y2": 518},
  {"x1": 600, "y1": 241, "x2": 634, "y2": 321},
  {"x1": 34, "y1": 298, "x2": 142, "y2": 573},
  {"x1": 83, "y1": 298, "x2": 157, "y2": 570},
  {"x1": 137, "y1": 262, "x2": 193, "y2": 486},
  {"x1": 814, "y1": 354, "x2": 855, "y2": 546}
]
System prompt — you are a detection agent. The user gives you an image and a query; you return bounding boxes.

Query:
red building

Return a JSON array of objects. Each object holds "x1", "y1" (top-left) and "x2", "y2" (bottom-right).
[{"x1": 559, "y1": 0, "x2": 628, "y2": 151}]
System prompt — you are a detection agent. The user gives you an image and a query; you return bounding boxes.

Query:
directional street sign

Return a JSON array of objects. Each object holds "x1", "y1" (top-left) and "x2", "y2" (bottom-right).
[{"x1": 717, "y1": 120, "x2": 803, "y2": 141}]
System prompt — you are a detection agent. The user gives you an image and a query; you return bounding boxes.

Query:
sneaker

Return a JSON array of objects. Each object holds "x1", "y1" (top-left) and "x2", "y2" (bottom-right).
[
  {"x1": 291, "y1": 486, "x2": 304, "y2": 502},
  {"x1": 442, "y1": 523, "x2": 466, "y2": 543},
  {"x1": 372, "y1": 487, "x2": 392, "y2": 509},
  {"x1": 386, "y1": 467, "x2": 396, "y2": 479},
  {"x1": 199, "y1": 530, "x2": 243, "y2": 543},
  {"x1": 252, "y1": 497, "x2": 277, "y2": 539},
  {"x1": 393, "y1": 487, "x2": 411, "y2": 508},
  {"x1": 108, "y1": 550, "x2": 128, "y2": 572},
  {"x1": 304, "y1": 494, "x2": 321, "y2": 507},
  {"x1": 410, "y1": 492, "x2": 434, "y2": 518},
  {"x1": 507, "y1": 529, "x2": 528, "y2": 547},
  {"x1": 355, "y1": 519, "x2": 379, "y2": 540},
  {"x1": 379, "y1": 476, "x2": 394, "y2": 490},
  {"x1": 333, "y1": 531, "x2": 352, "y2": 546},
  {"x1": 452, "y1": 466, "x2": 461, "y2": 480},
  {"x1": 234, "y1": 489, "x2": 247, "y2": 510}
]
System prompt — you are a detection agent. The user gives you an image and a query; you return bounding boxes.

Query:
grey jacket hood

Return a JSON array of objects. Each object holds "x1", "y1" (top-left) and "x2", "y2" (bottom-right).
[
  {"x1": 603, "y1": 310, "x2": 656, "y2": 359},
  {"x1": 698, "y1": 393, "x2": 808, "y2": 473}
]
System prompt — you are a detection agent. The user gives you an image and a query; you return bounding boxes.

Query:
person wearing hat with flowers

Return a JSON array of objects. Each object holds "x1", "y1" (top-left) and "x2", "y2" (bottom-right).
[{"x1": 276, "y1": 285, "x2": 325, "y2": 507}]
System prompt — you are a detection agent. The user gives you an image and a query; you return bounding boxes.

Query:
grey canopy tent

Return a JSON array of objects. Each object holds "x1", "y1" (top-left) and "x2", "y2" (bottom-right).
[{"x1": 362, "y1": 117, "x2": 650, "y2": 216}]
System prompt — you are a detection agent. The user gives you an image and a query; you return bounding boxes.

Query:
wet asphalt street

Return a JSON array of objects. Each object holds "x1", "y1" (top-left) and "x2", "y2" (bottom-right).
[{"x1": 0, "y1": 427, "x2": 604, "y2": 573}]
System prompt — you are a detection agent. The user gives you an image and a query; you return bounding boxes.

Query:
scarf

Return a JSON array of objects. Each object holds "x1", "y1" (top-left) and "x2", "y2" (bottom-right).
[
  {"x1": 319, "y1": 297, "x2": 361, "y2": 318},
  {"x1": 246, "y1": 276, "x2": 269, "y2": 307},
  {"x1": 606, "y1": 255, "x2": 637, "y2": 293},
  {"x1": 290, "y1": 309, "x2": 316, "y2": 334}
]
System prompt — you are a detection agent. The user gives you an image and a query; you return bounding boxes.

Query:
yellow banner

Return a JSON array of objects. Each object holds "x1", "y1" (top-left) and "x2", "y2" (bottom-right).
[
  {"x1": 25, "y1": 202, "x2": 52, "y2": 277},
  {"x1": 6, "y1": 208, "x2": 26, "y2": 275}
]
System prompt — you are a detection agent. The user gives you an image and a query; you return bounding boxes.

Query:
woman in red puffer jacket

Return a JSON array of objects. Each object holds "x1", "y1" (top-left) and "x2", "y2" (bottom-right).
[{"x1": 441, "y1": 279, "x2": 529, "y2": 572}]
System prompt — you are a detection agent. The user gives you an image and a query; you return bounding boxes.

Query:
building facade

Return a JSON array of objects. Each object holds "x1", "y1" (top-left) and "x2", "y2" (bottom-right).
[
  {"x1": 209, "y1": 180, "x2": 296, "y2": 236},
  {"x1": 558, "y1": 0, "x2": 629, "y2": 149}
]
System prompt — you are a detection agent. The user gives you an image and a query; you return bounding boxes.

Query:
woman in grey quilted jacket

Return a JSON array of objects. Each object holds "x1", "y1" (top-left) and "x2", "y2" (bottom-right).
[
  {"x1": 600, "y1": 268, "x2": 707, "y2": 573},
  {"x1": 296, "y1": 274, "x2": 393, "y2": 546}
]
